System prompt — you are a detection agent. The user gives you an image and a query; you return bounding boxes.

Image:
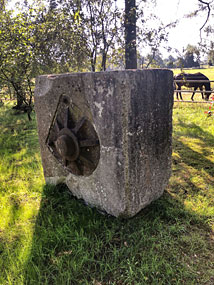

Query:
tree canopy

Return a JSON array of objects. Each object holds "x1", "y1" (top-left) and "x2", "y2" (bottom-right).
[{"x1": 1, "y1": 0, "x2": 214, "y2": 117}]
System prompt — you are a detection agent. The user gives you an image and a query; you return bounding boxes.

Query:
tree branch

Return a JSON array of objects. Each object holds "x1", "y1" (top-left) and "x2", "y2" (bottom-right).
[{"x1": 198, "y1": 0, "x2": 211, "y2": 37}]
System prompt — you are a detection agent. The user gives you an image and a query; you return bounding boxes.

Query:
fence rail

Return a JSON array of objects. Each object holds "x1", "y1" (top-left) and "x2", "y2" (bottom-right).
[
  {"x1": 174, "y1": 90, "x2": 213, "y2": 93},
  {"x1": 174, "y1": 100, "x2": 211, "y2": 103},
  {"x1": 174, "y1": 80, "x2": 214, "y2": 83},
  {"x1": 173, "y1": 78, "x2": 213, "y2": 103}
]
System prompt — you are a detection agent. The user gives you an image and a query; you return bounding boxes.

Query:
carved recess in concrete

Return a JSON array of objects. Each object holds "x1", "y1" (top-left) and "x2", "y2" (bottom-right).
[{"x1": 46, "y1": 94, "x2": 100, "y2": 176}]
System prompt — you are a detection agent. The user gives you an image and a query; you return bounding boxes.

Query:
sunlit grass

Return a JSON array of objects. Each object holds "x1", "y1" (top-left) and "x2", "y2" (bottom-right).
[
  {"x1": 171, "y1": 103, "x2": 214, "y2": 228},
  {"x1": 173, "y1": 67, "x2": 214, "y2": 102},
  {"x1": 0, "y1": 101, "x2": 44, "y2": 284},
  {"x1": 0, "y1": 99, "x2": 214, "y2": 284}
]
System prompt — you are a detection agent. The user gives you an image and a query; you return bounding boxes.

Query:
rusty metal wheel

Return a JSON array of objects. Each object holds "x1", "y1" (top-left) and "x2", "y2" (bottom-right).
[{"x1": 47, "y1": 96, "x2": 100, "y2": 176}]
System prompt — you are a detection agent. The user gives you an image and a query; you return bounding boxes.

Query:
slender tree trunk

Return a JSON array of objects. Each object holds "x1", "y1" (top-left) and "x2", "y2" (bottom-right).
[
  {"x1": 91, "y1": 51, "x2": 96, "y2": 72},
  {"x1": 101, "y1": 52, "x2": 107, "y2": 71},
  {"x1": 7, "y1": 84, "x2": 12, "y2": 100},
  {"x1": 16, "y1": 93, "x2": 24, "y2": 108},
  {"x1": 12, "y1": 82, "x2": 25, "y2": 109},
  {"x1": 125, "y1": 0, "x2": 137, "y2": 69}
]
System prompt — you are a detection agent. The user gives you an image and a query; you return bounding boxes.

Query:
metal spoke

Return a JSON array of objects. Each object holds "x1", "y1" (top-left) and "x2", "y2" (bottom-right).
[
  {"x1": 67, "y1": 161, "x2": 82, "y2": 175},
  {"x1": 73, "y1": 117, "x2": 86, "y2": 134},
  {"x1": 65, "y1": 107, "x2": 71, "y2": 128},
  {"x1": 79, "y1": 155, "x2": 95, "y2": 168},
  {"x1": 79, "y1": 139, "x2": 99, "y2": 148},
  {"x1": 56, "y1": 117, "x2": 65, "y2": 132},
  {"x1": 55, "y1": 119, "x2": 60, "y2": 133},
  {"x1": 63, "y1": 158, "x2": 68, "y2": 167},
  {"x1": 48, "y1": 100, "x2": 100, "y2": 176}
]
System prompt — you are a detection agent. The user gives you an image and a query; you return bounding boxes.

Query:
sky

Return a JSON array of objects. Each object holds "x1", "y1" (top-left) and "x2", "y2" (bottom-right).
[
  {"x1": 9, "y1": 0, "x2": 213, "y2": 59},
  {"x1": 118, "y1": 0, "x2": 213, "y2": 58},
  {"x1": 153, "y1": 0, "x2": 209, "y2": 57}
]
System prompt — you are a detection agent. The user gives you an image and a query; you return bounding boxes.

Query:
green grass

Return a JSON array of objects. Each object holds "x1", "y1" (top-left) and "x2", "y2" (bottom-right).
[
  {"x1": 172, "y1": 67, "x2": 214, "y2": 79},
  {"x1": 172, "y1": 67, "x2": 214, "y2": 102},
  {"x1": 0, "y1": 99, "x2": 214, "y2": 284}
]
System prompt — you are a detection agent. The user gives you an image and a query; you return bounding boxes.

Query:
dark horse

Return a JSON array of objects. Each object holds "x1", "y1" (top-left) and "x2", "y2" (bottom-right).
[{"x1": 174, "y1": 72, "x2": 212, "y2": 101}]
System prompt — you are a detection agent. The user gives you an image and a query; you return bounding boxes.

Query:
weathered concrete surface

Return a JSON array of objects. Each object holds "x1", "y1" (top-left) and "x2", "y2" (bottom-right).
[{"x1": 35, "y1": 70, "x2": 174, "y2": 217}]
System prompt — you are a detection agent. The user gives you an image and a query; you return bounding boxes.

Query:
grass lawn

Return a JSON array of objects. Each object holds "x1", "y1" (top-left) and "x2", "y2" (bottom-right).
[{"x1": 0, "y1": 99, "x2": 214, "y2": 284}]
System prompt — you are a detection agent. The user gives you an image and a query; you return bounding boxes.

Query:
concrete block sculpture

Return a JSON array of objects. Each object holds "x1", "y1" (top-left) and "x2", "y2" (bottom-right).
[{"x1": 35, "y1": 70, "x2": 173, "y2": 217}]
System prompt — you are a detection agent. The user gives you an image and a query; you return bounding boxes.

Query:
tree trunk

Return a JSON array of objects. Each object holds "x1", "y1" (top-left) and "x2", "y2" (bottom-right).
[
  {"x1": 16, "y1": 93, "x2": 24, "y2": 108},
  {"x1": 7, "y1": 84, "x2": 12, "y2": 100},
  {"x1": 12, "y1": 82, "x2": 25, "y2": 109},
  {"x1": 91, "y1": 51, "x2": 96, "y2": 72},
  {"x1": 125, "y1": 0, "x2": 137, "y2": 69},
  {"x1": 101, "y1": 52, "x2": 107, "y2": 71}
]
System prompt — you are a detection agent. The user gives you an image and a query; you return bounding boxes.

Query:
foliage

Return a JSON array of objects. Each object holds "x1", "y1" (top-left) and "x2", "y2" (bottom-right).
[
  {"x1": 2, "y1": 0, "x2": 214, "y2": 121},
  {"x1": 156, "y1": 45, "x2": 203, "y2": 69},
  {"x1": 1, "y1": 0, "x2": 176, "y2": 79},
  {"x1": 45, "y1": 0, "x2": 122, "y2": 72},
  {"x1": 0, "y1": 0, "x2": 8, "y2": 11},
  {"x1": 185, "y1": 0, "x2": 214, "y2": 61},
  {"x1": 0, "y1": 0, "x2": 91, "y2": 117},
  {"x1": 183, "y1": 45, "x2": 200, "y2": 68},
  {"x1": 80, "y1": 0, "x2": 122, "y2": 71},
  {"x1": 33, "y1": 0, "x2": 90, "y2": 73},
  {"x1": 0, "y1": 9, "x2": 36, "y2": 113},
  {"x1": 136, "y1": 0, "x2": 177, "y2": 68},
  {"x1": 207, "y1": 48, "x2": 214, "y2": 66}
]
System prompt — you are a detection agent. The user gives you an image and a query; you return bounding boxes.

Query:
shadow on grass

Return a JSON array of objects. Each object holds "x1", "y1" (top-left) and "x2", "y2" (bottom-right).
[
  {"x1": 171, "y1": 119, "x2": 214, "y2": 200},
  {"x1": 22, "y1": 114, "x2": 214, "y2": 285},
  {"x1": 176, "y1": 118, "x2": 214, "y2": 152},
  {"x1": 22, "y1": 116, "x2": 214, "y2": 284},
  {"x1": 2, "y1": 103, "x2": 213, "y2": 284},
  {"x1": 24, "y1": 182, "x2": 214, "y2": 285},
  {"x1": 0, "y1": 103, "x2": 214, "y2": 285}
]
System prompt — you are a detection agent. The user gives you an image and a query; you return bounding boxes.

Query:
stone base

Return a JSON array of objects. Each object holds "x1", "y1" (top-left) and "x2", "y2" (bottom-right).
[{"x1": 35, "y1": 70, "x2": 173, "y2": 217}]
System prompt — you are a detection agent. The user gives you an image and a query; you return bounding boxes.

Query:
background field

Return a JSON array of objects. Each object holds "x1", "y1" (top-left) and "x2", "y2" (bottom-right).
[
  {"x1": 173, "y1": 68, "x2": 214, "y2": 102},
  {"x1": 0, "y1": 92, "x2": 214, "y2": 284}
]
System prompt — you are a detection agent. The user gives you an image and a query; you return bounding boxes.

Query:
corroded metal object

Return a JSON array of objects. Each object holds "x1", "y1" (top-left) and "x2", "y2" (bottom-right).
[{"x1": 46, "y1": 95, "x2": 100, "y2": 176}]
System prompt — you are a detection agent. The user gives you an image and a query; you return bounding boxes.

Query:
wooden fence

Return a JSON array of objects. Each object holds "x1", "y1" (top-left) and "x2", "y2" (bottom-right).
[{"x1": 174, "y1": 79, "x2": 214, "y2": 103}]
